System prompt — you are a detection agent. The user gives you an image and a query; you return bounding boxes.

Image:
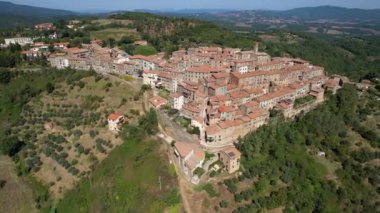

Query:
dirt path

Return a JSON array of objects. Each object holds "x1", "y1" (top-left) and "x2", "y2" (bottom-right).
[
  {"x1": 101, "y1": 72, "x2": 142, "y2": 91},
  {"x1": 177, "y1": 166, "x2": 193, "y2": 213}
]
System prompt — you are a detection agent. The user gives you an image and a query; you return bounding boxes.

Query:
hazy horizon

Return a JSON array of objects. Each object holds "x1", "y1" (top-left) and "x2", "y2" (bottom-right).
[{"x1": 4, "y1": 0, "x2": 380, "y2": 12}]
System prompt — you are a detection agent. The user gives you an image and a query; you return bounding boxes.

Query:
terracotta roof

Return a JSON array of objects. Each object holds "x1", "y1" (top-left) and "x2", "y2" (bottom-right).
[
  {"x1": 149, "y1": 96, "x2": 167, "y2": 108},
  {"x1": 232, "y1": 64, "x2": 307, "y2": 79},
  {"x1": 158, "y1": 72, "x2": 173, "y2": 80},
  {"x1": 276, "y1": 101, "x2": 292, "y2": 109},
  {"x1": 289, "y1": 82, "x2": 307, "y2": 90},
  {"x1": 243, "y1": 100, "x2": 259, "y2": 108},
  {"x1": 235, "y1": 109, "x2": 243, "y2": 117},
  {"x1": 129, "y1": 55, "x2": 147, "y2": 60},
  {"x1": 175, "y1": 142, "x2": 194, "y2": 158},
  {"x1": 240, "y1": 116, "x2": 251, "y2": 122},
  {"x1": 108, "y1": 112, "x2": 124, "y2": 121},
  {"x1": 174, "y1": 142, "x2": 204, "y2": 170},
  {"x1": 247, "y1": 109, "x2": 268, "y2": 120},
  {"x1": 187, "y1": 64, "x2": 225, "y2": 73},
  {"x1": 218, "y1": 106, "x2": 236, "y2": 113},
  {"x1": 244, "y1": 88, "x2": 264, "y2": 95},
  {"x1": 195, "y1": 90, "x2": 208, "y2": 98},
  {"x1": 216, "y1": 95, "x2": 231, "y2": 102},
  {"x1": 53, "y1": 42, "x2": 69, "y2": 46},
  {"x1": 193, "y1": 116, "x2": 204, "y2": 124},
  {"x1": 229, "y1": 90, "x2": 250, "y2": 99},
  {"x1": 256, "y1": 87, "x2": 295, "y2": 102},
  {"x1": 218, "y1": 120, "x2": 243, "y2": 129},
  {"x1": 182, "y1": 103, "x2": 203, "y2": 113},
  {"x1": 186, "y1": 149, "x2": 205, "y2": 170},
  {"x1": 227, "y1": 84, "x2": 238, "y2": 91},
  {"x1": 212, "y1": 73, "x2": 229, "y2": 79},
  {"x1": 170, "y1": 93, "x2": 183, "y2": 98},
  {"x1": 143, "y1": 69, "x2": 159, "y2": 75},
  {"x1": 206, "y1": 125, "x2": 221, "y2": 135}
]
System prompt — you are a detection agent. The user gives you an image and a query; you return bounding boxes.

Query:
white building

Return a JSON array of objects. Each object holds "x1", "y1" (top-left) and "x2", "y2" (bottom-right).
[
  {"x1": 143, "y1": 70, "x2": 159, "y2": 87},
  {"x1": 48, "y1": 55, "x2": 69, "y2": 69},
  {"x1": 4, "y1": 37, "x2": 33, "y2": 46},
  {"x1": 169, "y1": 93, "x2": 184, "y2": 110},
  {"x1": 107, "y1": 113, "x2": 125, "y2": 132}
]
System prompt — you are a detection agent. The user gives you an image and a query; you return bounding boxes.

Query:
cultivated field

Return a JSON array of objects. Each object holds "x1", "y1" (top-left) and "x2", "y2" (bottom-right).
[
  {"x1": 13, "y1": 75, "x2": 143, "y2": 197},
  {"x1": 90, "y1": 28, "x2": 139, "y2": 41},
  {"x1": 91, "y1": 18, "x2": 133, "y2": 26}
]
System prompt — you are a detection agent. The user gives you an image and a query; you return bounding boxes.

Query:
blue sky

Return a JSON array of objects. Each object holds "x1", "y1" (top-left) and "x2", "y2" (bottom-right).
[{"x1": 7, "y1": 0, "x2": 380, "y2": 11}]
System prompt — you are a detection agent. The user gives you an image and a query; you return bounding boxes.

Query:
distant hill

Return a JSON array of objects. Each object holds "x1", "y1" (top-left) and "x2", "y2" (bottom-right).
[
  {"x1": 161, "y1": 6, "x2": 380, "y2": 36},
  {"x1": 284, "y1": 6, "x2": 380, "y2": 22},
  {"x1": 0, "y1": 1, "x2": 78, "y2": 29}
]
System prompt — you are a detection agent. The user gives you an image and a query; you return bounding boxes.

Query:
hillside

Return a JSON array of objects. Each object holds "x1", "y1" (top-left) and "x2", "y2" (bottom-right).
[{"x1": 0, "y1": 1, "x2": 77, "y2": 29}]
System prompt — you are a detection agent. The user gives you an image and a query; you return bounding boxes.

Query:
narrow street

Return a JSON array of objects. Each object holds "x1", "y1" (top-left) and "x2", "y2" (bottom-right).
[{"x1": 160, "y1": 126, "x2": 193, "y2": 213}]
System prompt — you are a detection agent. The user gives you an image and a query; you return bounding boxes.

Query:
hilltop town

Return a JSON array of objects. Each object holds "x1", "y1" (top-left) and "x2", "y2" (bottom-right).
[
  {"x1": 2, "y1": 23, "x2": 345, "y2": 185},
  {"x1": 11, "y1": 33, "x2": 339, "y2": 183},
  {"x1": 45, "y1": 40, "x2": 340, "y2": 146}
]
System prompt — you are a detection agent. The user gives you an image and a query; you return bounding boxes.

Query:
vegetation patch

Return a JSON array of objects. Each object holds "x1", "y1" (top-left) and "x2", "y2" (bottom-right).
[
  {"x1": 294, "y1": 95, "x2": 316, "y2": 108},
  {"x1": 199, "y1": 183, "x2": 219, "y2": 197},
  {"x1": 51, "y1": 119, "x2": 178, "y2": 212}
]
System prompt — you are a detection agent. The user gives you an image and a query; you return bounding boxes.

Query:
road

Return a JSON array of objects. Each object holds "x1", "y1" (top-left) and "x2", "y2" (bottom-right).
[{"x1": 156, "y1": 110, "x2": 197, "y2": 144}]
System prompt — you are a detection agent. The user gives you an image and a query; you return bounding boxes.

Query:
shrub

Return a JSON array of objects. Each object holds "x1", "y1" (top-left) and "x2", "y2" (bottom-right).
[
  {"x1": 219, "y1": 200, "x2": 228, "y2": 208},
  {"x1": 0, "y1": 180, "x2": 6, "y2": 188},
  {"x1": 202, "y1": 183, "x2": 219, "y2": 197},
  {"x1": 193, "y1": 167, "x2": 205, "y2": 177}
]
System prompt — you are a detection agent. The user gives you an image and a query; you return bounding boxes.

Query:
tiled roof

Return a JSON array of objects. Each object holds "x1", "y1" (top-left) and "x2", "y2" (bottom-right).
[
  {"x1": 206, "y1": 125, "x2": 221, "y2": 135},
  {"x1": 187, "y1": 64, "x2": 225, "y2": 73},
  {"x1": 229, "y1": 90, "x2": 250, "y2": 99},
  {"x1": 108, "y1": 112, "x2": 124, "y2": 121},
  {"x1": 170, "y1": 93, "x2": 183, "y2": 98},
  {"x1": 256, "y1": 87, "x2": 295, "y2": 102},
  {"x1": 218, "y1": 106, "x2": 235, "y2": 113},
  {"x1": 149, "y1": 96, "x2": 168, "y2": 108},
  {"x1": 218, "y1": 120, "x2": 243, "y2": 129},
  {"x1": 247, "y1": 109, "x2": 268, "y2": 120}
]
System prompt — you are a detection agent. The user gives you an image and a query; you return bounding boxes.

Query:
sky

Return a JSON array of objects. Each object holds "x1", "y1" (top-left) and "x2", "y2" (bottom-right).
[{"x1": 7, "y1": 0, "x2": 380, "y2": 12}]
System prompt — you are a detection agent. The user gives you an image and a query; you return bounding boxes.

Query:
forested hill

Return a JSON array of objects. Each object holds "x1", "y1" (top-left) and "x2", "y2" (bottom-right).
[
  {"x1": 284, "y1": 6, "x2": 380, "y2": 22},
  {"x1": 163, "y1": 6, "x2": 380, "y2": 36},
  {"x1": 0, "y1": 1, "x2": 77, "y2": 29}
]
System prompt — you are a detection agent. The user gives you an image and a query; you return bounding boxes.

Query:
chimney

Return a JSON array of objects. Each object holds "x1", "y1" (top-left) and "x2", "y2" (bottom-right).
[{"x1": 254, "y1": 42, "x2": 259, "y2": 54}]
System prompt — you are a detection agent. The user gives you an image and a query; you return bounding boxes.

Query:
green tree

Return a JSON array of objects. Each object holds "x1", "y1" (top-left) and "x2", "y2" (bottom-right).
[
  {"x1": 46, "y1": 82, "x2": 55, "y2": 93},
  {"x1": 0, "y1": 69, "x2": 11, "y2": 84}
]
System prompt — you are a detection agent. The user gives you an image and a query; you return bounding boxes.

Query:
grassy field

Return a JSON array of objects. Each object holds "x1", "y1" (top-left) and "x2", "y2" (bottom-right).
[
  {"x1": 47, "y1": 138, "x2": 180, "y2": 213},
  {"x1": 91, "y1": 19, "x2": 133, "y2": 26},
  {"x1": 90, "y1": 28, "x2": 139, "y2": 41},
  {"x1": 0, "y1": 155, "x2": 37, "y2": 213}
]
